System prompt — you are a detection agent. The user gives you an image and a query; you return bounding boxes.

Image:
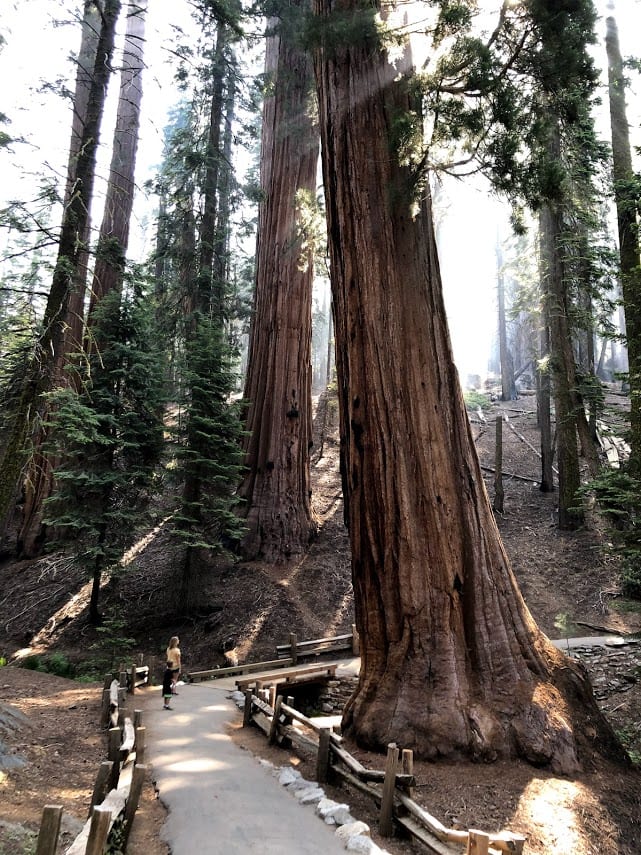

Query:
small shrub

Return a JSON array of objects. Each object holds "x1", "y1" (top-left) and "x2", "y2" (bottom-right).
[
  {"x1": 463, "y1": 390, "x2": 493, "y2": 412},
  {"x1": 43, "y1": 652, "x2": 75, "y2": 678},
  {"x1": 20, "y1": 655, "x2": 43, "y2": 671}
]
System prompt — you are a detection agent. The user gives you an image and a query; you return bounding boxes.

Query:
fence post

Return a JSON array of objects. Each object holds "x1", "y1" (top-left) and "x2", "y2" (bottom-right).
[
  {"x1": 35, "y1": 804, "x2": 63, "y2": 855},
  {"x1": 108, "y1": 727, "x2": 121, "y2": 790},
  {"x1": 123, "y1": 763, "x2": 146, "y2": 845},
  {"x1": 129, "y1": 663, "x2": 137, "y2": 695},
  {"x1": 268, "y1": 686, "x2": 277, "y2": 709},
  {"x1": 289, "y1": 633, "x2": 298, "y2": 665},
  {"x1": 351, "y1": 624, "x2": 360, "y2": 656},
  {"x1": 243, "y1": 690, "x2": 253, "y2": 727},
  {"x1": 135, "y1": 725, "x2": 146, "y2": 764},
  {"x1": 401, "y1": 748, "x2": 414, "y2": 799},
  {"x1": 316, "y1": 727, "x2": 331, "y2": 784},
  {"x1": 134, "y1": 709, "x2": 143, "y2": 728},
  {"x1": 269, "y1": 696, "x2": 283, "y2": 745},
  {"x1": 379, "y1": 743, "x2": 399, "y2": 837},
  {"x1": 85, "y1": 806, "x2": 112, "y2": 855},
  {"x1": 89, "y1": 761, "x2": 114, "y2": 812},
  {"x1": 467, "y1": 830, "x2": 490, "y2": 855}
]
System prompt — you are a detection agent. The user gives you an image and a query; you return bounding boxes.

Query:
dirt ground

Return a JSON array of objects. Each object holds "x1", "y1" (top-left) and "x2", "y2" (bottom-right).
[{"x1": 0, "y1": 389, "x2": 640, "y2": 853}]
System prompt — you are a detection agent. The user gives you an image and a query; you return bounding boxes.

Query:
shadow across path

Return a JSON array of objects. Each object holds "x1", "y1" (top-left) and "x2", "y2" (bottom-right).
[{"x1": 141, "y1": 679, "x2": 348, "y2": 854}]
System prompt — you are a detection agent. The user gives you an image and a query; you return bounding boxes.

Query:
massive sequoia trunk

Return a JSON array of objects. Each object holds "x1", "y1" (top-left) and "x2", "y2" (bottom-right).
[
  {"x1": 313, "y1": 1, "x2": 622, "y2": 771},
  {"x1": 239, "y1": 4, "x2": 319, "y2": 561}
]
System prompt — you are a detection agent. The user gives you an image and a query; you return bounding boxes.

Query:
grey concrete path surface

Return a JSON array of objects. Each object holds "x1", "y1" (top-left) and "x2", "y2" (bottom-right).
[{"x1": 141, "y1": 678, "x2": 349, "y2": 854}]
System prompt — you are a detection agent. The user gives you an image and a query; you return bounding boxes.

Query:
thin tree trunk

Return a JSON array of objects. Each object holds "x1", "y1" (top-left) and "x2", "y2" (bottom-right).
[
  {"x1": 497, "y1": 241, "x2": 515, "y2": 401},
  {"x1": 539, "y1": 201, "x2": 583, "y2": 528},
  {"x1": 537, "y1": 305, "x2": 555, "y2": 492},
  {"x1": 0, "y1": 0, "x2": 121, "y2": 552},
  {"x1": 606, "y1": 12, "x2": 641, "y2": 470},
  {"x1": 238, "y1": 4, "x2": 319, "y2": 561},
  {"x1": 88, "y1": 0, "x2": 147, "y2": 316},
  {"x1": 313, "y1": 0, "x2": 622, "y2": 772}
]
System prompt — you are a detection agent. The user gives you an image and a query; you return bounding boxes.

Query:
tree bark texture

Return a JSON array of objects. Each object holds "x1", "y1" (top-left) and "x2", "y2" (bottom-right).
[
  {"x1": 64, "y1": 0, "x2": 104, "y2": 357},
  {"x1": 89, "y1": 0, "x2": 147, "y2": 314},
  {"x1": 606, "y1": 14, "x2": 641, "y2": 470},
  {"x1": 312, "y1": 0, "x2": 622, "y2": 772},
  {"x1": 0, "y1": 0, "x2": 121, "y2": 550},
  {"x1": 239, "y1": 6, "x2": 319, "y2": 562}
]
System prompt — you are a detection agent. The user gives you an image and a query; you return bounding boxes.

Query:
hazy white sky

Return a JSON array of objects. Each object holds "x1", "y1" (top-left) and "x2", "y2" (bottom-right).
[{"x1": 1, "y1": 0, "x2": 639, "y2": 378}]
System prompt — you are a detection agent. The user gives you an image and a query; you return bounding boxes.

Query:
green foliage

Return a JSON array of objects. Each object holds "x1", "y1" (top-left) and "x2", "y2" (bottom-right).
[
  {"x1": 43, "y1": 284, "x2": 165, "y2": 615},
  {"x1": 173, "y1": 317, "x2": 246, "y2": 555},
  {"x1": 463, "y1": 390, "x2": 492, "y2": 412},
  {"x1": 581, "y1": 469, "x2": 641, "y2": 599},
  {"x1": 616, "y1": 723, "x2": 641, "y2": 766},
  {"x1": 92, "y1": 613, "x2": 136, "y2": 671},
  {"x1": 18, "y1": 652, "x2": 74, "y2": 678}
]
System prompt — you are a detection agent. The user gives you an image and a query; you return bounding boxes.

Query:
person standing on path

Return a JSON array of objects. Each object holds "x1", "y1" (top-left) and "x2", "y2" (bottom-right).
[
  {"x1": 166, "y1": 636, "x2": 182, "y2": 695},
  {"x1": 162, "y1": 664, "x2": 174, "y2": 710}
]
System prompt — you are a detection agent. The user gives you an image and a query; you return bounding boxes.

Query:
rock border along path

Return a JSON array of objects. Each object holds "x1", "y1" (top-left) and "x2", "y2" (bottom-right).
[{"x1": 140, "y1": 674, "x2": 385, "y2": 854}]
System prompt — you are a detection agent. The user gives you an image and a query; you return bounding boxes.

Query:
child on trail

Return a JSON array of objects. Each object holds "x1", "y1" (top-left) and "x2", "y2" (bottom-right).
[
  {"x1": 166, "y1": 636, "x2": 182, "y2": 695},
  {"x1": 162, "y1": 664, "x2": 174, "y2": 710}
]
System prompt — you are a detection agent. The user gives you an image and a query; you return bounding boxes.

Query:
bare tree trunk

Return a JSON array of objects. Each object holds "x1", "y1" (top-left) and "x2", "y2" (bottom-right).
[
  {"x1": 239, "y1": 4, "x2": 319, "y2": 561},
  {"x1": 606, "y1": 12, "x2": 641, "y2": 470},
  {"x1": 497, "y1": 241, "x2": 515, "y2": 401},
  {"x1": 312, "y1": 0, "x2": 622, "y2": 772},
  {"x1": 18, "y1": 0, "x2": 144, "y2": 556},
  {"x1": 537, "y1": 305, "x2": 555, "y2": 492},
  {"x1": 65, "y1": 0, "x2": 104, "y2": 358},
  {"x1": 0, "y1": 0, "x2": 121, "y2": 551},
  {"x1": 88, "y1": 0, "x2": 147, "y2": 315}
]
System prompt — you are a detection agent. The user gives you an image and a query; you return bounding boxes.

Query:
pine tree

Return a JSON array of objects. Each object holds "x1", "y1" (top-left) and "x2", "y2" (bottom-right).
[{"x1": 43, "y1": 283, "x2": 164, "y2": 624}]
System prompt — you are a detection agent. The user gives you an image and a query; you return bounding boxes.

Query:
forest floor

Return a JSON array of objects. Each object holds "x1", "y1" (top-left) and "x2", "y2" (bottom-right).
[{"x1": 0, "y1": 387, "x2": 640, "y2": 854}]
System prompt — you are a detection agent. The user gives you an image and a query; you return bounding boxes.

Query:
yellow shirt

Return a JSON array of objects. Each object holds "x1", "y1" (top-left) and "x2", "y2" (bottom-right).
[{"x1": 166, "y1": 647, "x2": 181, "y2": 670}]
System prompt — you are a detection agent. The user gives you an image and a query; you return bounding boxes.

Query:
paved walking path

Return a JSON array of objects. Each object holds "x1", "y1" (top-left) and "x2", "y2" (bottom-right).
[{"x1": 140, "y1": 677, "x2": 349, "y2": 854}]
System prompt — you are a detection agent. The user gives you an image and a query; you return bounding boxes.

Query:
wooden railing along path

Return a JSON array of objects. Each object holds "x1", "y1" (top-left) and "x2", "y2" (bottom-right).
[{"x1": 35, "y1": 665, "x2": 149, "y2": 855}]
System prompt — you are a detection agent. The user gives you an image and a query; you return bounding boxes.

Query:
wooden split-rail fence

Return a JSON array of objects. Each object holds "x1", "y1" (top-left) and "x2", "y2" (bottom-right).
[
  {"x1": 35, "y1": 664, "x2": 149, "y2": 855},
  {"x1": 240, "y1": 682, "x2": 526, "y2": 855}
]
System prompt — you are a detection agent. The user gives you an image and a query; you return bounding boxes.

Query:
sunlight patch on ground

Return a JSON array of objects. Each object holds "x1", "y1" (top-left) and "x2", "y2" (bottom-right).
[
  {"x1": 121, "y1": 513, "x2": 174, "y2": 567},
  {"x1": 514, "y1": 777, "x2": 596, "y2": 855},
  {"x1": 165, "y1": 758, "x2": 228, "y2": 774}
]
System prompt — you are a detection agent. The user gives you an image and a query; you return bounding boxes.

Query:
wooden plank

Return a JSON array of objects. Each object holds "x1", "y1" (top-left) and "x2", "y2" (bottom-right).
[
  {"x1": 240, "y1": 663, "x2": 337, "y2": 685},
  {"x1": 121, "y1": 717, "x2": 136, "y2": 755},
  {"x1": 276, "y1": 633, "x2": 352, "y2": 651},
  {"x1": 328, "y1": 740, "x2": 413, "y2": 786},
  {"x1": 122, "y1": 763, "x2": 146, "y2": 845},
  {"x1": 190, "y1": 657, "x2": 294, "y2": 681},
  {"x1": 135, "y1": 725, "x2": 146, "y2": 765},
  {"x1": 36, "y1": 805, "x2": 63, "y2": 855},
  {"x1": 396, "y1": 816, "x2": 459, "y2": 855},
  {"x1": 330, "y1": 764, "x2": 382, "y2": 805},
  {"x1": 280, "y1": 724, "x2": 321, "y2": 753}
]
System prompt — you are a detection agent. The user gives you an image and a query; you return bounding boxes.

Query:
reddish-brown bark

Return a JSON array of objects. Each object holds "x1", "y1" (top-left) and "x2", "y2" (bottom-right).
[
  {"x1": 313, "y1": 1, "x2": 623, "y2": 771},
  {"x1": 239, "y1": 8, "x2": 319, "y2": 561}
]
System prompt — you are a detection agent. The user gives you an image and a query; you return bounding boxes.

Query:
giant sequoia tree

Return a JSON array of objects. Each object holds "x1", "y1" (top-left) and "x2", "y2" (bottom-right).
[
  {"x1": 239, "y1": 1, "x2": 319, "y2": 561},
  {"x1": 312, "y1": 0, "x2": 623, "y2": 769}
]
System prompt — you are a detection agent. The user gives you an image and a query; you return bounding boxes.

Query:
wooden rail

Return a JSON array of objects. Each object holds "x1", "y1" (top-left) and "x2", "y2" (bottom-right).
[
  {"x1": 276, "y1": 626, "x2": 360, "y2": 663},
  {"x1": 241, "y1": 689, "x2": 525, "y2": 855},
  {"x1": 36, "y1": 669, "x2": 147, "y2": 855}
]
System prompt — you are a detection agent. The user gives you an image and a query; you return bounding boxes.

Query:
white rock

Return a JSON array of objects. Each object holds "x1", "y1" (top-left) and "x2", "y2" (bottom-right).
[
  {"x1": 228, "y1": 690, "x2": 245, "y2": 702},
  {"x1": 335, "y1": 821, "x2": 371, "y2": 843},
  {"x1": 258, "y1": 758, "x2": 274, "y2": 770},
  {"x1": 345, "y1": 835, "x2": 383, "y2": 853},
  {"x1": 277, "y1": 766, "x2": 300, "y2": 786},
  {"x1": 287, "y1": 776, "x2": 314, "y2": 792},
  {"x1": 298, "y1": 786, "x2": 326, "y2": 805},
  {"x1": 332, "y1": 806, "x2": 355, "y2": 825}
]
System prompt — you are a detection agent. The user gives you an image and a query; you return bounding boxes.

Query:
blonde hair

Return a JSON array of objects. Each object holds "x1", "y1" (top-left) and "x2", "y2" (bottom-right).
[{"x1": 168, "y1": 636, "x2": 179, "y2": 648}]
